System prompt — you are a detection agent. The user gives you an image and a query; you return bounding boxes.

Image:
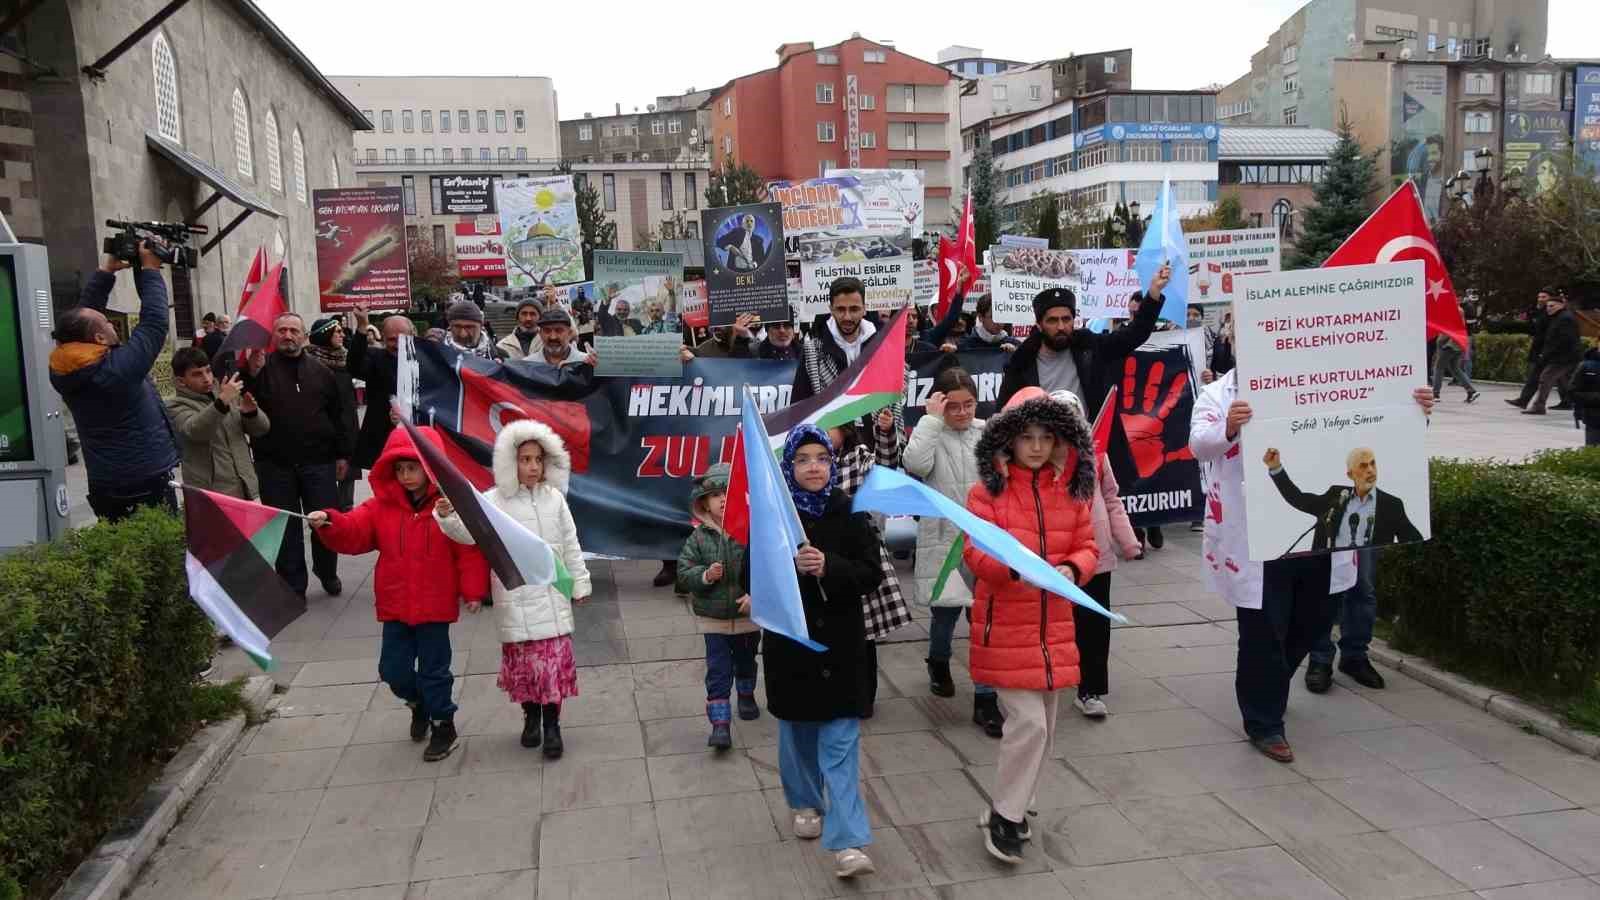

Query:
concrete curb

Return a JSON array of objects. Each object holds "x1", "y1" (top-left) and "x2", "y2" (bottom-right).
[
  {"x1": 1367, "y1": 640, "x2": 1600, "y2": 759},
  {"x1": 52, "y1": 676, "x2": 275, "y2": 900}
]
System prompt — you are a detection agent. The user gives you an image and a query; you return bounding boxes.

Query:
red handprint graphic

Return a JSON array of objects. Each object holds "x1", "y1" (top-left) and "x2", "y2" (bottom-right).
[
  {"x1": 1206, "y1": 489, "x2": 1224, "y2": 524},
  {"x1": 1119, "y1": 356, "x2": 1196, "y2": 478}
]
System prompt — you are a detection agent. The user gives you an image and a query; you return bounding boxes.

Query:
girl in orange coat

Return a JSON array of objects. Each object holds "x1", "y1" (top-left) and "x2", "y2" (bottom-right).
[{"x1": 964, "y1": 386, "x2": 1099, "y2": 864}]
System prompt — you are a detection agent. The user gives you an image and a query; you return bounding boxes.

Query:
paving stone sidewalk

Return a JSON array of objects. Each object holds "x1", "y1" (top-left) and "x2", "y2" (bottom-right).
[{"x1": 127, "y1": 382, "x2": 1600, "y2": 899}]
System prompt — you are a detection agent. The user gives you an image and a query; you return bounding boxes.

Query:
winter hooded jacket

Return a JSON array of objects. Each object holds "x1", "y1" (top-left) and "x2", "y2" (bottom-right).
[
  {"x1": 1046, "y1": 390, "x2": 1139, "y2": 575},
  {"x1": 316, "y1": 426, "x2": 489, "y2": 625},
  {"x1": 166, "y1": 385, "x2": 270, "y2": 499},
  {"x1": 964, "y1": 389, "x2": 1099, "y2": 692},
  {"x1": 435, "y1": 418, "x2": 591, "y2": 644},
  {"x1": 902, "y1": 413, "x2": 986, "y2": 607}
]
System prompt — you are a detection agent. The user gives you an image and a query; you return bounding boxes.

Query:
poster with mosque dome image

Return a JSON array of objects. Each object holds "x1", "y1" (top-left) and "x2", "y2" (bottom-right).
[{"x1": 496, "y1": 176, "x2": 584, "y2": 288}]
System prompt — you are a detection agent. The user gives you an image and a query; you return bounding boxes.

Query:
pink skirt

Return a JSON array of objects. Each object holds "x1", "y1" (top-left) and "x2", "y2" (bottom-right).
[{"x1": 497, "y1": 636, "x2": 579, "y2": 705}]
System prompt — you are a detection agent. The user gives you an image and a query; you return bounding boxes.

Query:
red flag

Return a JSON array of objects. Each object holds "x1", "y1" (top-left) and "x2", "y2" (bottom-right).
[
  {"x1": 218, "y1": 261, "x2": 286, "y2": 359},
  {"x1": 935, "y1": 193, "x2": 978, "y2": 320},
  {"x1": 723, "y1": 426, "x2": 750, "y2": 543},
  {"x1": 1322, "y1": 181, "x2": 1468, "y2": 348},
  {"x1": 457, "y1": 365, "x2": 592, "y2": 474},
  {"x1": 1091, "y1": 385, "x2": 1117, "y2": 459},
  {"x1": 238, "y1": 246, "x2": 266, "y2": 314}
]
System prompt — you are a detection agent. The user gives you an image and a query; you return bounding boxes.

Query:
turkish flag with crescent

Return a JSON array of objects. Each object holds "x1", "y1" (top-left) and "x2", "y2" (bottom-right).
[
  {"x1": 1321, "y1": 180, "x2": 1468, "y2": 349},
  {"x1": 458, "y1": 365, "x2": 592, "y2": 477},
  {"x1": 936, "y1": 193, "x2": 978, "y2": 320}
]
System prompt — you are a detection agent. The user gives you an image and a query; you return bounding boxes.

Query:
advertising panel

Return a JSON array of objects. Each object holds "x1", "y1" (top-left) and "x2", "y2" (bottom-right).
[
  {"x1": 312, "y1": 186, "x2": 410, "y2": 312},
  {"x1": 1390, "y1": 64, "x2": 1448, "y2": 222},
  {"x1": 453, "y1": 219, "x2": 505, "y2": 280},
  {"x1": 1503, "y1": 67, "x2": 1572, "y2": 197},
  {"x1": 432, "y1": 174, "x2": 496, "y2": 215},
  {"x1": 1576, "y1": 66, "x2": 1600, "y2": 179}
]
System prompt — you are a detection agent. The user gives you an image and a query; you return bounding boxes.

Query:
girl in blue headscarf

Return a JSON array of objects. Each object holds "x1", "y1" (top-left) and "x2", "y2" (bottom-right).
[{"x1": 765, "y1": 424, "x2": 885, "y2": 880}]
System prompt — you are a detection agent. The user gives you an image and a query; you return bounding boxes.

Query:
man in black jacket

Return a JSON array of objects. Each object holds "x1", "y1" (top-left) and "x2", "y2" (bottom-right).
[
  {"x1": 1263, "y1": 446, "x2": 1424, "y2": 550},
  {"x1": 793, "y1": 277, "x2": 906, "y2": 435},
  {"x1": 1521, "y1": 291, "x2": 1583, "y2": 415},
  {"x1": 245, "y1": 312, "x2": 352, "y2": 597},
  {"x1": 996, "y1": 263, "x2": 1169, "y2": 418},
  {"x1": 348, "y1": 307, "x2": 414, "y2": 473},
  {"x1": 1510, "y1": 289, "x2": 1567, "y2": 409}
]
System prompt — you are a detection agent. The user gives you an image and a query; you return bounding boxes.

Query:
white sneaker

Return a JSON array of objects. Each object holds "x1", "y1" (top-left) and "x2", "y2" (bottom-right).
[
  {"x1": 1074, "y1": 694, "x2": 1108, "y2": 718},
  {"x1": 834, "y1": 848, "x2": 875, "y2": 878},
  {"x1": 792, "y1": 808, "x2": 822, "y2": 840}
]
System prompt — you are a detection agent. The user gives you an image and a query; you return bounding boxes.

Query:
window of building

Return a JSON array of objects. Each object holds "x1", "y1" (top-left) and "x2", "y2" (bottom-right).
[
  {"x1": 477, "y1": 109, "x2": 488, "y2": 132},
  {"x1": 816, "y1": 83, "x2": 835, "y2": 103},
  {"x1": 364, "y1": 147, "x2": 376, "y2": 164},
  {"x1": 668, "y1": 119, "x2": 682, "y2": 134},
  {"x1": 901, "y1": 122, "x2": 916, "y2": 149},
  {"x1": 1282, "y1": 44, "x2": 1298, "y2": 65},
  {"x1": 1465, "y1": 72, "x2": 1494, "y2": 94},
  {"x1": 495, "y1": 110, "x2": 507, "y2": 132},
  {"x1": 461, "y1": 146, "x2": 471, "y2": 160},
  {"x1": 404, "y1": 148, "x2": 416, "y2": 164},
  {"x1": 402, "y1": 109, "x2": 414, "y2": 133},
  {"x1": 385, "y1": 148, "x2": 397, "y2": 163},
  {"x1": 361, "y1": 109, "x2": 373, "y2": 123},
  {"x1": 441, "y1": 147, "x2": 452, "y2": 162},
  {"x1": 723, "y1": 136, "x2": 733, "y2": 156},
  {"x1": 1464, "y1": 110, "x2": 1493, "y2": 132},
  {"x1": 381, "y1": 109, "x2": 393, "y2": 132},
  {"x1": 516, "y1": 147, "x2": 527, "y2": 161},
  {"x1": 328, "y1": 155, "x2": 339, "y2": 189},
  {"x1": 1427, "y1": 33, "x2": 1438, "y2": 52},
  {"x1": 902, "y1": 85, "x2": 916, "y2": 111},
  {"x1": 497, "y1": 147, "x2": 509, "y2": 162},
  {"x1": 479, "y1": 147, "x2": 490, "y2": 161},
  {"x1": 660, "y1": 172, "x2": 673, "y2": 209},
  {"x1": 817, "y1": 121, "x2": 836, "y2": 142},
  {"x1": 514, "y1": 109, "x2": 526, "y2": 132},
  {"x1": 231, "y1": 87, "x2": 253, "y2": 178},
  {"x1": 423, "y1": 148, "x2": 435, "y2": 164},
  {"x1": 651, "y1": 119, "x2": 664, "y2": 135},
  {"x1": 402, "y1": 175, "x2": 416, "y2": 215},
  {"x1": 722, "y1": 96, "x2": 732, "y2": 116},
  {"x1": 602, "y1": 173, "x2": 616, "y2": 211},
  {"x1": 421, "y1": 110, "x2": 432, "y2": 132},
  {"x1": 152, "y1": 32, "x2": 182, "y2": 142},
  {"x1": 433, "y1": 223, "x2": 446, "y2": 255},
  {"x1": 1105, "y1": 55, "x2": 1118, "y2": 73},
  {"x1": 291, "y1": 127, "x2": 306, "y2": 202},
  {"x1": 440, "y1": 109, "x2": 451, "y2": 133},
  {"x1": 1523, "y1": 72, "x2": 1553, "y2": 95},
  {"x1": 1447, "y1": 37, "x2": 1458, "y2": 56},
  {"x1": 1283, "y1": 106, "x2": 1298, "y2": 125},
  {"x1": 1121, "y1": 141, "x2": 1159, "y2": 163},
  {"x1": 1029, "y1": 84, "x2": 1042, "y2": 101},
  {"x1": 458, "y1": 109, "x2": 469, "y2": 131},
  {"x1": 405, "y1": 224, "x2": 417, "y2": 244},
  {"x1": 859, "y1": 131, "x2": 876, "y2": 148},
  {"x1": 819, "y1": 159, "x2": 835, "y2": 177},
  {"x1": 1272, "y1": 198, "x2": 1295, "y2": 237},
  {"x1": 860, "y1": 93, "x2": 876, "y2": 110},
  {"x1": 864, "y1": 49, "x2": 886, "y2": 63},
  {"x1": 684, "y1": 172, "x2": 699, "y2": 208},
  {"x1": 1171, "y1": 140, "x2": 1208, "y2": 162},
  {"x1": 1283, "y1": 75, "x2": 1298, "y2": 94},
  {"x1": 817, "y1": 50, "x2": 839, "y2": 64},
  {"x1": 578, "y1": 123, "x2": 592, "y2": 141},
  {"x1": 992, "y1": 83, "x2": 1008, "y2": 101}
]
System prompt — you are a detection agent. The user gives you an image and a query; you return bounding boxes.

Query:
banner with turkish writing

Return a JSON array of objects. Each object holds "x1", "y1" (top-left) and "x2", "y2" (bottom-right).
[{"x1": 1104, "y1": 346, "x2": 1204, "y2": 527}]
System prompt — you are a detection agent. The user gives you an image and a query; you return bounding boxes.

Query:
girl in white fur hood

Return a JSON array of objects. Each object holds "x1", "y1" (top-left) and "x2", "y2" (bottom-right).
[{"x1": 436, "y1": 418, "x2": 591, "y2": 759}]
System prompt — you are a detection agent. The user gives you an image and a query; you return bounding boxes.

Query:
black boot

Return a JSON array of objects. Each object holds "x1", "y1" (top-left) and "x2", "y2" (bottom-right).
[
  {"x1": 926, "y1": 658, "x2": 955, "y2": 698},
  {"x1": 520, "y1": 702, "x2": 542, "y2": 749},
  {"x1": 423, "y1": 718, "x2": 459, "y2": 762},
  {"x1": 542, "y1": 702, "x2": 563, "y2": 759},
  {"x1": 974, "y1": 693, "x2": 1004, "y2": 738},
  {"x1": 652, "y1": 560, "x2": 677, "y2": 588},
  {"x1": 407, "y1": 701, "x2": 429, "y2": 743}
]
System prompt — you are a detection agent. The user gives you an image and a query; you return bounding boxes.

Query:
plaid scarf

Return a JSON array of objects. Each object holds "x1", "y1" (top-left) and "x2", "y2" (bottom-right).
[
  {"x1": 834, "y1": 442, "x2": 912, "y2": 641},
  {"x1": 304, "y1": 343, "x2": 348, "y2": 371}
]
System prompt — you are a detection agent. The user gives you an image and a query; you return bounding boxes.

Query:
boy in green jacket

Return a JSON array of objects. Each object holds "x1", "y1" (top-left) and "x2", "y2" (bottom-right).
[{"x1": 676, "y1": 463, "x2": 758, "y2": 750}]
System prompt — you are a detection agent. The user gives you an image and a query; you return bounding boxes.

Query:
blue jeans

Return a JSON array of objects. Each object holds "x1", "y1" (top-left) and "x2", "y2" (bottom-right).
[
  {"x1": 927, "y1": 606, "x2": 995, "y2": 696},
  {"x1": 779, "y1": 718, "x2": 872, "y2": 851},
  {"x1": 379, "y1": 621, "x2": 457, "y2": 721},
  {"x1": 1309, "y1": 547, "x2": 1377, "y2": 666},
  {"x1": 704, "y1": 632, "x2": 760, "y2": 701}
]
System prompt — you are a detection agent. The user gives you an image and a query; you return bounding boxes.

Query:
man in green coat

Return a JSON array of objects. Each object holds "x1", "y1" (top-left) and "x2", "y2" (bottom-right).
[{"x1": 166, "y1": 347, "x2": 270, "y2": 500}]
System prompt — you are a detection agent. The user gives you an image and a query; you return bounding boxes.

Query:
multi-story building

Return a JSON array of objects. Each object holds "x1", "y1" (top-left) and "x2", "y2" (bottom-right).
[
  {"x1": 4, "y1": 0, "x2": 366, "y2": 333},
  {"x1": 936, "y1": 45, "x2": 1028, "y2": 79},
  {"x1": 1217, "y1": 126, "x2": 1341, "y2": 249},
  {"x1": 706, "y1": 37, "x2": 961, "y2": 227},
  {"x1": 1218, "y1": 0, "x2": 1549, "y2": 131},
  {"x1": 559, "y1": 90, "x2": 711, "y2": 165},
  {"x1": 960, "y1": 50, "x2": 1136, "y2": 183},
  {"x1": 331, "y1": 76, "x2": 561, "y2": 170},
  {"x1": 974, "y1": 89, "x2": 1220, "y2": 239}
]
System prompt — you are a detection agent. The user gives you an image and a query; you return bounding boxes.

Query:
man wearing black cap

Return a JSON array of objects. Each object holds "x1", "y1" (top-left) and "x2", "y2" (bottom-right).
[
  {"x1": 533, "y1": 306, "x2": 597, "y2": 369},
  {"x1": 996, "y1": 263, "x2": 1169, "y2": 418},
  {"x1": 497, "y1": 298, "x2": 545, "y2": 361},
  {"x1": 445, "y1": 298, "x2": 504, "y2": 360}
]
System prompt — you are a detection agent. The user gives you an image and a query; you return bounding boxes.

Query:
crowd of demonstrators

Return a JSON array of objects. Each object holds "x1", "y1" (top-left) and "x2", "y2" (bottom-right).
[
  {"x1": 49, "y1": 243, "x2": 180, "y2": 521},
  {"x1": 167, "y1": 348, "x2": 268, "y2": 500},
  {"x1": 443, "y1": 299, "x2": 504, "y2": 361},
  {"x1": 1511, "y1": 288, "x2": 1582, "y2": 416},
  {"x1": 308, "y1": 427, "x2": 489, "y2": 763},
  {"x1": 437, "y1": 419, "x2": 590, "y2": 759},
  {"x1": 677, "y1": 463, "x2": 756, "y2": 750},
  {"x1": 347, "y1": 307, "x2": 413, "y2": 474},
  {"x1": 307, "y1": 317, "x2": 361, "y2": 509},
  {"x1": 243, "y1": 313, "x2": 353, "y2": 598},
  {"x1": 961, "y1": 294, "x2": 1021, "y2": 353}
]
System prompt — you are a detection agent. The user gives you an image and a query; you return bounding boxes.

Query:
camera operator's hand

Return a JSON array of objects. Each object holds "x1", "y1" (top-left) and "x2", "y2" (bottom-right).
[
  {"x1": 137, "y1": 240, "x2": 162, "y2": 271},
  {"x1": 100, "y1": 253, "x2": 130, "y2": 273}
]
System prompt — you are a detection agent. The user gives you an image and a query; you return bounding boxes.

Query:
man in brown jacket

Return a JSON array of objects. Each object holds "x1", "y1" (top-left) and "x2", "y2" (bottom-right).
[{"x1": 166, "y1": 346, "x2": 270, "y2": 500}]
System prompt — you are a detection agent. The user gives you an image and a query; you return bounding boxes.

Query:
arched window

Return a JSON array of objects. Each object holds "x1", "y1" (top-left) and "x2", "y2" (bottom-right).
[
  {"x1": 328, "y1": 155, "x2": 340, "y2": 189},
  {"x1": 152, "y1": 32, "x2": 180, "y2": 142},
  {"x1": 291, "y1": 127, "x2": 306, "y2": 203},
  {"x1": 1272, "y1": 198, "x2": 1295, "y2": 239},
  {"x1": 263, "y1": 109, "x2": 282, "y2": 192},
  {"x1": 231, "y1": 87, "x2": 253, "y2": 178}
]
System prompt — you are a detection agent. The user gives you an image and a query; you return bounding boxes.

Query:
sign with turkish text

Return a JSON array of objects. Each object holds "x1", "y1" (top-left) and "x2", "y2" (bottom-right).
[
  {"x1": 988, "y1": 245, "x2": 1082, "y2": 325},
  {"x1": 453, "y1": 220, "x2": 505, "y2": 279},
  {"x1": 433, "y1": 174, "x2": 496, "y2": 215},
  {"x1": 770, "y1": 169, "x2": 925, "y2": 237},
  {"x1": 312, "y1": 186, "x2": 410, "y2": 312},
  {"x1": 1576, "y1": 66, "x2": 1600, "y2": 180},
  {"x1": 702, "y1": 202, "x2": 788, "y2": 325},
  {"x1": 1184, "y1": 228, "x2": 1281, "y2": 305},
  {"x1": 593, "y1": 250, "x2": 684, "y2": 333}
]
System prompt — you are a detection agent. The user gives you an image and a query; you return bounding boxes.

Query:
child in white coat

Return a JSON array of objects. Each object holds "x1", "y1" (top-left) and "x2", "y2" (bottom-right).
[{"x1": 436, "y1": 419, "x2": 591, "y2": 759}]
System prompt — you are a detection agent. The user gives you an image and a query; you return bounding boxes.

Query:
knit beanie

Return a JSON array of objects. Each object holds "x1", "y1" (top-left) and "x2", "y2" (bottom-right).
[{"x1": 446, "y1": 299, "x2": 484, "y2": 324}]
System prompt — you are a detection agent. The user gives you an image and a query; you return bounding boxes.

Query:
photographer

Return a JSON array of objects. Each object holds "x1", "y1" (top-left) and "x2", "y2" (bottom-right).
[{"x1": 49, "y1": 242, "x2": 180, "y2": 522}]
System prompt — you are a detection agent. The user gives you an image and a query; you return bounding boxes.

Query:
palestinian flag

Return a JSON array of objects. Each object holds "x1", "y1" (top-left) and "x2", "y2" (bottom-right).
[
  {"x1": 397, "y1": 412, "x2": 573, "y2": 598},
  {"x1": 182, "y1": 485, "x2": 307, "y2": 669},
  {"x1": 725, "y1": 306, "x2": 910, "y2": 542}
]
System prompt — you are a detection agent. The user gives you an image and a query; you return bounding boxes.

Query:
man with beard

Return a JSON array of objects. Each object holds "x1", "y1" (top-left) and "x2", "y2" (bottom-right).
[
  {"x1": 794, "y1": 277, "x2": 902, "y2": 431},
  {"x1": 349, "y1": 307, "x2": 415, "y2": 475},
  {"x1": 757, "y1": 317, "x2": 801, "y2": 361},
  {"x1": 532, "y1": 307, "x2": 598, "y2": 370},
  {"x1": 997, "y1": 263, "x2": 1169, "y2": 419},
  {"x1": 497, "y1": 298, "x2": 545, "y2": 361},
  {"x1": 445, "y1": 299, "x2": 505, "y2": 360}
]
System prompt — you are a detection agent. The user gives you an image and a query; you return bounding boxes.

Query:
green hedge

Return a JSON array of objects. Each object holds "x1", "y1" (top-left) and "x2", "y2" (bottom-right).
[
  {"x1": 1378, "y1": 453, "x2": 1600, "y2": 707},
  {"x1": 1468, "y1": 333, "x2": 1531, "y2": 382},
  {"x1": 0, "y1": 508, "x2": 214, "y2": 896}
]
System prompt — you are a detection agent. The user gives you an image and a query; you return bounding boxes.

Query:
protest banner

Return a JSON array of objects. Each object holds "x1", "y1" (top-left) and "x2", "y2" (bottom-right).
[
  {"x1": 679, "y1": 279, "x2": 709, "y2": 328},
  {"x1": 411, "y1": 338, "x2": 795, "y2": 559},
  {"x1": 453, "y1": 220, "x2": 505, "y2": 279},
  {"x1": 1185, "y1": 228, "x2": 1281, "y2": 306},
  {"x1": 789, "y1": 274, "x2": 827, "y2": 321},
  {"x1": 1105, "y1": 342, "x2": 1203, "y2": 526},
  {"x1": 1073, "y1": 248, "x2": 1141, "y2": 320},
  {"x1": 913, "y1": 258, "x2": 937, "y2": 306},
  {"x1": 432, "y1": 174, "x2": 496, "y2": 215},
  {"x1": 594, "y1": 334, "x2": 685, "y2": 378},
  {"x1": 1233, "y1": 260, "x2": 1431, "y2": 560},
  {"x1": 496, "y1": 176, "x2": 584, "y2": 289},
  {"x1": 593, "y1": 250, "x2": 684, "y2": 335},
  {"x1": 987, "y1": 245, "x2": 1082, "y2": 325},
  {"x1": 799, "y1": 237, "x2": 913, "y2": 312},
  {"x1": 702, "y1": 202, "x2": 788, "y2": 325},
  {"x1": 313, "y1": 186, "x2": 410, "y2": 312},
  {"x1": 771, "y1": 169, "x2": 925, "y2": 236}
]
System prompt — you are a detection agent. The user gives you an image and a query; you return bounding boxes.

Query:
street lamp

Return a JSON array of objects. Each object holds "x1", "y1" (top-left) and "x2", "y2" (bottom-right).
[{"x1": 1472, "y1": 146, "x2": 1496, "y2": 206}]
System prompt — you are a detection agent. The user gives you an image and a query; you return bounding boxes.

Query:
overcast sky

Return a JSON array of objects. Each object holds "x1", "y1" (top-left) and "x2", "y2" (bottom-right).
[{"x1": 258, "y1": 0, "x2": 1597, "y2": 120}]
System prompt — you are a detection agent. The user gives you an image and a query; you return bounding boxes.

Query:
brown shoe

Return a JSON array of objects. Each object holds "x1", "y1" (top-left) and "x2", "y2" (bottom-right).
[{"x1": 1251, "y1": 735, "x2": 1294, "y2": 763}]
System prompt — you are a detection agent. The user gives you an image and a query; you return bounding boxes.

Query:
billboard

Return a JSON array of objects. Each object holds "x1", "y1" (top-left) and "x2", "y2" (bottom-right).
[
  {"x1": 453, "y1": 219, "x2": 505, "y2": 280},
  {"x1": 1184, "y1": 228, "x2": 1281, "y2": 304},
  {"x1": 1390, "y1": 65, "x2": 1447, "y2": 223},
  {"x1": 1504, "y1": 67, "x2": 1571, "y2": 197},
  {"x1": 1577, "y1": 66, "x2": 1600, "y2": 180},
  {"x1": 312, "y1": 186, "x2": 410, "y2": 312},
  {"x1": 496, "y1": 176, "x2": 584, "y2": 288},
  {"x1": 433, "y1": 174, "x2": 496, "y2": 215}
]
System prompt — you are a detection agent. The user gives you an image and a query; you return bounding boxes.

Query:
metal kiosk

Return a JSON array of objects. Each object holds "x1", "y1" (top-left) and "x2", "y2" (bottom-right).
[{"x1": 0, "y1": 227, "x2": 70, "y2": 551}]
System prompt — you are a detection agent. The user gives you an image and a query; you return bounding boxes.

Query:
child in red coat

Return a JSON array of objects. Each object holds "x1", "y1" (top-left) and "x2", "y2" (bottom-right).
[{"x1": 309, "y1": 426, "x2": 489, "y2": 762}]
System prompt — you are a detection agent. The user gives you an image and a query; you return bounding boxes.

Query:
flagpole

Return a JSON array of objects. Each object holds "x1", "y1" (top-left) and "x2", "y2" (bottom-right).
[{"x1": 169, "y1": 482, "x2": 316, "y2": 520}]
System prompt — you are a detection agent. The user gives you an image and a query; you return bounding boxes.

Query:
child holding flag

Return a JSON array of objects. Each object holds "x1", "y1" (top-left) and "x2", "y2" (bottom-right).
[
  {"x1": 308, "y1": 427, "x2": 490, "y2": 763},
  {"x1": 434, "y1": 420, "x2": 591, "y2": 759},
  {"x1": 676, "y1": 463, "x2": 757, "y2": 750}
]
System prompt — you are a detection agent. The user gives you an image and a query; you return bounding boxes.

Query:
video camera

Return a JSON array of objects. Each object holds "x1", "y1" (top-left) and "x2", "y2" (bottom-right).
[{"x1": 103, "y1": 219, "x2": 207, "y2": 269}]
